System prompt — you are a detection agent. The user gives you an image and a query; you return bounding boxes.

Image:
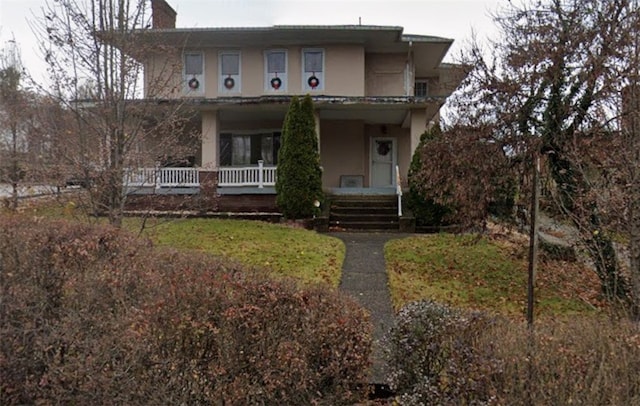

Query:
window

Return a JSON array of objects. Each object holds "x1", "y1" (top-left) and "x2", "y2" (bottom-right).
[
  {"x1": 219, "y1": 132, "x2": 281, "y2": 166},
  {"x1": 302, "y1": 48, "x2": 324, "y2": 91},
  {"x1": 415, "y1": 80, "x2": 428, "y2": 97},
  {"x1": 267, "y1": 51, "x2": 286, "y2": 73},
  {"x1": 221, "y1": 53, "x2": 239, "y2": 75},
  {"x1": 265, "y1": 50, "x2": 287, "y2": 91},
  {"x1": 185, "y1": 53, "x2": 203, "y2": 75},
  {"x1": 183, "y1": 52, "x2": 204, "y2": 93},
  {"x1": 219, "y1": 51, "x2": 241, "y2": 93}
]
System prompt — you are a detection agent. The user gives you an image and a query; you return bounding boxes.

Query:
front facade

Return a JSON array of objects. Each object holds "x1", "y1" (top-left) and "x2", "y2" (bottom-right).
[{"x1": 127, "y1": 0, "x2": 465, "y2": 208}]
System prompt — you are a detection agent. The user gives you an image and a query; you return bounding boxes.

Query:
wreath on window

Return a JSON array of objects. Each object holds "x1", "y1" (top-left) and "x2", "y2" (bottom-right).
[
  {"x1": 308, "y1": 75, "x2": 320, "y2": 89},
  {"x1": 224, "y1": 76, "x2": 235, "y2": 89},
  {"x1": 188, "y1": 77, "x2": 200, "y2": 90},
  {"x1": 377, "y1": 141, "x2": 391, "y2": 156},
  {"x1": 270, "y1": 77, "x2": 282, "y2": 90}
]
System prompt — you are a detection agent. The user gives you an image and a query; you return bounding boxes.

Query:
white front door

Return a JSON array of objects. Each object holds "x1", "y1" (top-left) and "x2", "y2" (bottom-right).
[{"x1": 370, "y1": 137, "x2": 396, "y2": 188}]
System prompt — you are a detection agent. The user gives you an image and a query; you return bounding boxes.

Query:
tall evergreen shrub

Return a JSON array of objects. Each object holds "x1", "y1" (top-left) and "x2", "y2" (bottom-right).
[{"x1": 276, "y1": 95, "x2": 324, "y2": 219}]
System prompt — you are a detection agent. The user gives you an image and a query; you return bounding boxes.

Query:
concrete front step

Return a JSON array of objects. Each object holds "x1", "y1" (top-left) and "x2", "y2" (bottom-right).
[
  {"x1": 331, "y1": 199, "x2": 397, "y2": 208},
  {"x1": 329, "y1": 220, "x2": 399, "y2": 231},
  {"x1": 330, "y1": 206, "x2": 397, "y2": 215},
  {"x1": 328, "y1": 195, "x2": 400, "y2": 231},
  {"x1": 330, "y1": 213, "x2": 399, "y2": 223}
]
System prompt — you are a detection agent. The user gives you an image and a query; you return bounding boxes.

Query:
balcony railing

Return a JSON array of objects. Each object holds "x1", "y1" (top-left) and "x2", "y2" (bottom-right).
[{"x1": 218, "y1": 160, "x2": 276, "y2": 188}]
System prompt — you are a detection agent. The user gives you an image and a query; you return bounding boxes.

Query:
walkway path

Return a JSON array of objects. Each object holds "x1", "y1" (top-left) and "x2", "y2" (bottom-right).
[{"x1": 329, "y1": 232, "x2": 410, "y2": 384}]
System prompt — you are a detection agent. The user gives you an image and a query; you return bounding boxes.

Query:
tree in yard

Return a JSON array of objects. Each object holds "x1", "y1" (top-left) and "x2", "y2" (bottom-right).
[
  {"x1": 276, "y1": 95, "x2": 324, "y2": 219},
  {"x1": 0, "y1": 40, "x2": 26, "y2": 210},
  {"x1": 445, "y1": 0, "x2": 640, "y2": 309},
  {"x1": 32, "y1": 0, "x2": 197, "y2": 226},
  {"x1": 408, "y1": 123, "x2": 515, "y2": 230}
]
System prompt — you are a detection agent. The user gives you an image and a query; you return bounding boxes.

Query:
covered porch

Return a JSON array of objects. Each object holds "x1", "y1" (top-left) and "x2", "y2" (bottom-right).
[
  {"x1": 199, "y1": 96, "x2": 441, "y2": 195},
  {"x1": 124, "y1": 96, "x2": 442, "y2": 201}
]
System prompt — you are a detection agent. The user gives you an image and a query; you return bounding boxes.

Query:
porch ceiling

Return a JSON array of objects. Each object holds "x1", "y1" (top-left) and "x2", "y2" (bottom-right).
[{"x1": 319, "y1": 105, "x2": 410, "y2": 125}]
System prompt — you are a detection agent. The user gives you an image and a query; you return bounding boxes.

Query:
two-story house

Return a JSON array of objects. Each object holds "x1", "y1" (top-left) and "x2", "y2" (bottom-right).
[{"x1": 126, "y1": 0, "x2": 465, "y2": 213}]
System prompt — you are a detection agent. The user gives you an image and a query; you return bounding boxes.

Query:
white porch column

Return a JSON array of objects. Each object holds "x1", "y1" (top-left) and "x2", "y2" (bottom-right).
[
  {"x1": 200, "y1": 110, "x2": 219, "y2": 205},
  {"x1": 410, "y1": 108, "x2": 428, "y2": 155},
  {"x1": 201, "y1": 110, "x2": 219, "y2": 170}
]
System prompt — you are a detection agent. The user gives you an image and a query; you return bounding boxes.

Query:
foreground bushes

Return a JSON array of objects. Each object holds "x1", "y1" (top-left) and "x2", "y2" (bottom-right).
[
  {"x1": 486, "y1": 317, "x2": 640, "y2": 405},
  {"x1": 385, "y1": 301, "x2": 499, "y2": 405},
  {"x1": 0, "y1": 216, "x2": 371, "y2": 405},
  {"x1": 386, "y1": 300, "x2": 640, "y2": 405}
]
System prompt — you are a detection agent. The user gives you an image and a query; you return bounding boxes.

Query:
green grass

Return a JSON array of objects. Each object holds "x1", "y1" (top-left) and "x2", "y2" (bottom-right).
[
  {"x1": 12, "y1": 198, "x2": 345, "y2": 287},
  {"x1": 128, "y1": 217, "x2": 344, "y2": 287},
  {"x1": 385, "y1": 233, "x2": 599, "y2": 317},
  {"x1": 15, "y1": 198, "x2": 603, "y2": 316}
]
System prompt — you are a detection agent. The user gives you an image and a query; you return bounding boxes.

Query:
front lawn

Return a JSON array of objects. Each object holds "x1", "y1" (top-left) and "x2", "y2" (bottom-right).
[
  {"x1": 13, "y1": 198, "x2": 345, "y2": 287},
  {"x1": 385, "y1": 232, "x2": 604, "y2": 317},
  {"x1": 132, "y1": 218, "x2": 345, "y2": 287}
]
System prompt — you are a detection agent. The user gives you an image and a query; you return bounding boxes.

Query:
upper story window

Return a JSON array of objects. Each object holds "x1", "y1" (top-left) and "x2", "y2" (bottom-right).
[
  {"x1": 183, "y1": 52, "x2": 204, "y2": 94},
  {"x1": 415, "y1": 80, "x2": 429, "y2": 97},
  {"x1": 265, "y1": 50, "x2": 287, "y2": 92},
  {"x1": 302, "y1": 48, "x2": 324, "y2": 92},
  {"x1": 219, "y1": 51, "x2": 241, "y2": 94}
]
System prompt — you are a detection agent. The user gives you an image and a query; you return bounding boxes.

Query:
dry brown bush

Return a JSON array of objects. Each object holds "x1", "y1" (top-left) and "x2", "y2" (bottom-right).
[
  {"x1": 0, "y1": 216, "x2": 371, "y2": 405},
  {"x1": 386, "y1": 299, "x2": 640, "y2": 405},
  {"x1": 483, "y1": 317, "x2": 640, "y2": 405}
]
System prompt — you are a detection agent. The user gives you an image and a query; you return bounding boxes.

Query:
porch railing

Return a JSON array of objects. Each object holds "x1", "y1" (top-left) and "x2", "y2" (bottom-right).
[
  {"x1": 124, "y1": 163, "x2": 277, "y2": 190},
  {"x1": 124, "y1": 167, "x2": 199, "y2": 188},
  {"x1": 218, "y1": 160, "x2": 277, "y2": 188},
  {"x1": 395, "y1": 165, "x2": 403, "y2": 217}
]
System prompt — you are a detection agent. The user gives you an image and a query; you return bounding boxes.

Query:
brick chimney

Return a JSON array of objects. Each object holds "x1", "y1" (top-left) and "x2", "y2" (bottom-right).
[{"x1": 151, "y1": 0, "x2": 177, "y2": 29}]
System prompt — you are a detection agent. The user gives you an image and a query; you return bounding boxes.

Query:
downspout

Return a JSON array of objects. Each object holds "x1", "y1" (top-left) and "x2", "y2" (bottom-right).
[{"x1": 406, "y1": 40, "x2": 413, "y2": 96}]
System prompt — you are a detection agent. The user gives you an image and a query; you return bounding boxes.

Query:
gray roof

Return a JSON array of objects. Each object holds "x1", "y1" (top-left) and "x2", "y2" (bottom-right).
[{"x1": 134, "y1": 24, "x2": 453, "y2": 53}]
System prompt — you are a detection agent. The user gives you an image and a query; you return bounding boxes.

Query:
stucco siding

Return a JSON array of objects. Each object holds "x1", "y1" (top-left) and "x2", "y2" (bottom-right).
[
  {"x1": 144, "y1": 51, "x2": 182, "y2": 98},
  {"x1": 365, "y1": 53, "x2": 407, "y2": 97},
  {"x1": 242, "y1": 47, "x2": 263, "y2": 96},
  {"x1": 147, "y1": 44, "x2": 368, "y2": 98},
  {"x1": 204, "y1": 49, "x2": 218, "y2": 98},
  {"x1": 323, "y1": 45, "x2": 365, "y2": 96},
  {"x1": 320, "y1": 120, "x2": 366, "y2": 188}
]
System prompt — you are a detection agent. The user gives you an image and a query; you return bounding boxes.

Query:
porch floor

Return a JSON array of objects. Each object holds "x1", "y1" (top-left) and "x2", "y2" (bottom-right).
[
  {"x1": 327, "y1": 187, "x2": 397, "y2": 196},
  {"x1": 217, "y1": 186, "x2": 276, "y2": 195},
  {"x1": 124, "y1": 186, "x2": 200, "y2": 195},
  {"x1": 216, "y1": 186, "x2": 399, "y2": 196}
]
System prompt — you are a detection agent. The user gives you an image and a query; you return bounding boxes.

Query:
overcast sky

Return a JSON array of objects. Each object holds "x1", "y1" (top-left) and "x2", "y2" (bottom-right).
[{"x1": 0, "y1": 0, "x2": 506, "y2": 87}]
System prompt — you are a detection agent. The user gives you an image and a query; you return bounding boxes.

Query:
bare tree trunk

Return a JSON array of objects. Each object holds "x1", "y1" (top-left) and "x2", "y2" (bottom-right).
[
  {"x1": 9, "y1": 122, "x2": 19, "y2": 211},
  {"x1": 630, "y1": 178, "x2": 640, "y2": 316},
  {"x1": 628, "y1": 82, "x2": 640, "y2": 316}
]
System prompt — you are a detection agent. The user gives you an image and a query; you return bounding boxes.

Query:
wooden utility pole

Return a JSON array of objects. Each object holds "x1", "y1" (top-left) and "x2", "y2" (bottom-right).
[{"x1": 527, "y1": 154, "x2": 540, "y2": 327}]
